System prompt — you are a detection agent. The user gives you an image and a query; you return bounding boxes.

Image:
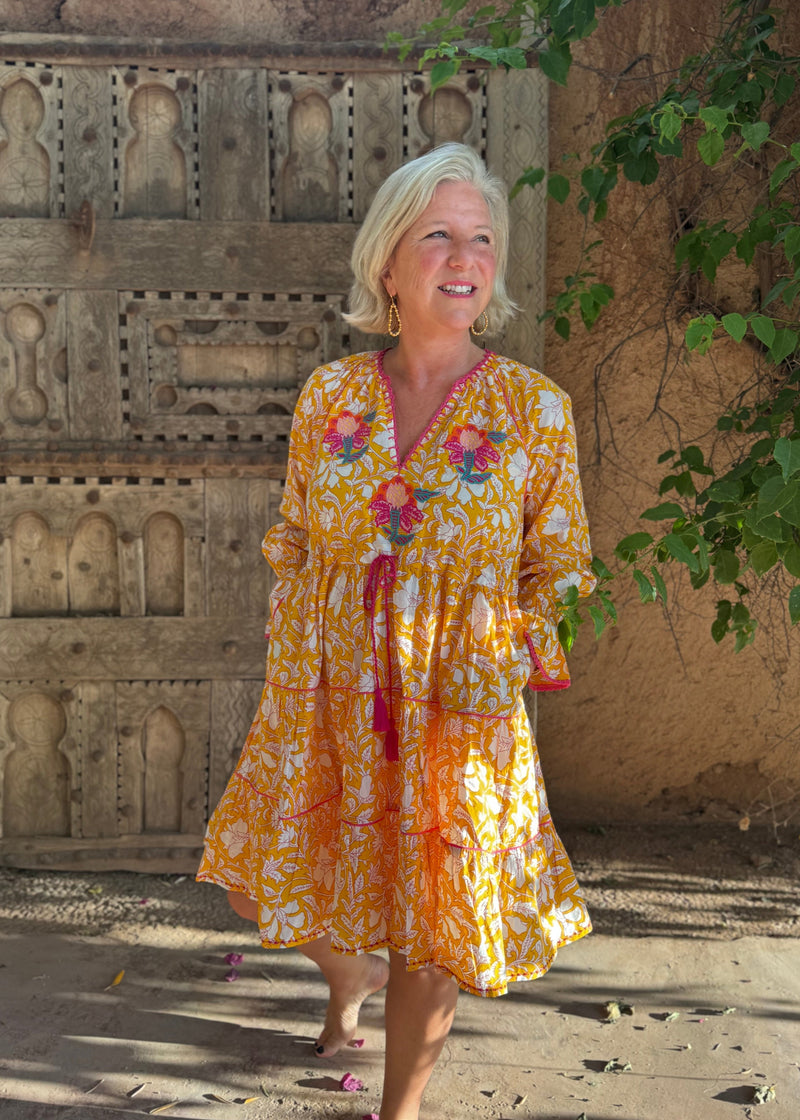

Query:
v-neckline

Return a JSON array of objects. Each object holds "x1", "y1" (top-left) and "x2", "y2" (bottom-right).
[{"x1": 376, "y1": 348, "x2": 493, "y2": 471}]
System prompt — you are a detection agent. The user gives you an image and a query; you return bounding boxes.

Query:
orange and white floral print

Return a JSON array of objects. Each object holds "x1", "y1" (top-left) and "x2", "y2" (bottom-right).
[{"x1": 198, "y1": 349, "x2": 595, "y2": 997}]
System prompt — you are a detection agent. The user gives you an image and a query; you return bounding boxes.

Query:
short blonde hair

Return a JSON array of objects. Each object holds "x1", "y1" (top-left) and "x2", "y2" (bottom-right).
[{"x1": 344, "y1": 143, "x2": 518, "y2": 335}]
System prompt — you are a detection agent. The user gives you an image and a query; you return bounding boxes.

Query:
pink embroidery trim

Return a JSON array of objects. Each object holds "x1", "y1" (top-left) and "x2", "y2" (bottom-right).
[
  {"x1": 524, "y1": 633, "x2": 570, "y2": 692},
  {"x1": 377, "y1": 348, "x2": 494, "y2": 470}
]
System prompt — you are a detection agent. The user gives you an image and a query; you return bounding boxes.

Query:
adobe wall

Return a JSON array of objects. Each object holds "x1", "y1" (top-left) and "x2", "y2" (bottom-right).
[{"x1": 540, "y1": 0, "x2": 800, "y2": 828}]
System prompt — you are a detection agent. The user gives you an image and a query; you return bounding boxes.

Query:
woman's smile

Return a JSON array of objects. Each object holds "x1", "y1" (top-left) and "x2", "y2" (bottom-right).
[{"x1": 383, "y1": 179, "x2": 496, "y2": 333}]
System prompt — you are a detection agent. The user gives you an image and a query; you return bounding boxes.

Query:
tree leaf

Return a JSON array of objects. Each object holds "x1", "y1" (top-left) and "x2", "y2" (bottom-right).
[
  {"x1": 588, "y1": 603, "x2": 607, "y2": 639},
  {"x1": 538, "y1": 42, "x2": 572, "y2": 86},
  {"x1": 615, "y1": 531, "x2": 654, "y2": 559},
  {"x1": 781, "y1": 542, "x2": 800, "y2": 578},
  {"x1": 697, "y1": 129, "x2": 725, "y2": 166},
  {"x1": 632, "y1": 569, "x2": 657, "y2": 602},
  {"x1": 740, "y1": 120, "x2": 770, "y2": 150},
  {"x1": 713, "y1": 549, "x2": 740, "y2": 584},
  {"x1": 699, "y1": 105, "x2": 729, "y2": 132},
  {"x1": 751, "y1": 314, "x2": 776, "y2": 347},
  {"x1": 663, "y1": 533, "x2": 700, "y2": 571},
  {"x1": 429, "y1": 58, "x2": 460, "y2": 92},
  {"x1": 650, "y1": 566, "x2": 668, "y2": 604},
  {"x1": 770, "y1": 157, "x2": 797, "y2": 194},
  {"x1": 774, "y1": 436, "x2": 800, "y2": 480},
  {"x1": 768, "y1": 327, "x2": 798, "y2": 364},
  {"x1": 749, "y1": 540, "x2": 777, "y2": 576},
  {"x1": 547, "y1": 173, "x2": 571, "y2": 203},
  {"x1": 721, "y1": 312, "x2": 747, "y2": 342},
  {"x1": 640, "y1": 502, "x2": 684, "y2": 521},
  {"x1": 510, "y1": 166, "x2": 546, "y2": 199}
]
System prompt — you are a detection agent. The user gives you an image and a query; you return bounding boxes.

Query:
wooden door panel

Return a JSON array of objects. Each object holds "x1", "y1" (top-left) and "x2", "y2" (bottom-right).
[{"x1": 0, "y1": 56, "x2": 548, "y2": 870}]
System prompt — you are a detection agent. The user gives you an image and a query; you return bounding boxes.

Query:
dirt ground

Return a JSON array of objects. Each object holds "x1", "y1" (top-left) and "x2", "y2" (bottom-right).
[{"x1": 1, "y1": 822, "x2": 799, "y2": 1120}]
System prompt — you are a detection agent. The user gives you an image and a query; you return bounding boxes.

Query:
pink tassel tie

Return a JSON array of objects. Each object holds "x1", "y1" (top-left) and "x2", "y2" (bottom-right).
[{"x1": 363, "y1": 553, "x2": 399, "y2": 760}]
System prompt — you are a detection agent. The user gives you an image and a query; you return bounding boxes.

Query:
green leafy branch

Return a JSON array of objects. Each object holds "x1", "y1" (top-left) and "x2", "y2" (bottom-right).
[{"x1": 384, "y1": 0, "x2": 626, "y2": 92}]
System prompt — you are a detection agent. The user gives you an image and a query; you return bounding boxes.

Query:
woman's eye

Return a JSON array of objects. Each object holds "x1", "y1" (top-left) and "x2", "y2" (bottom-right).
[{"x1": 428, "y1": 230, "x2": 448, "y2": 238}]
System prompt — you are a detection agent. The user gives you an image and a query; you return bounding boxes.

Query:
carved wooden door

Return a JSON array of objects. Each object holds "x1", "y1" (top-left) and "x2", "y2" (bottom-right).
[{"x1": 0, "y1": 55, "x2": 548, "y2": 871}]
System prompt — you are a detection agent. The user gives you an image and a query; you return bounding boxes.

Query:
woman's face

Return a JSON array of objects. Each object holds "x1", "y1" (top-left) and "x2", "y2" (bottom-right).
[{"x1": 382, "y1": 180, "x2": 496, "y2": 339}]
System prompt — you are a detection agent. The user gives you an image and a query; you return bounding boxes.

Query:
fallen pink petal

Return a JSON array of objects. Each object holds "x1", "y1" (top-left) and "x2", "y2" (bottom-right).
[
  {"x1": 225, "y1": 952, "x2": 244, "y2": 966},
  {"x1": 224, "y1": 968, "x2": 240, "y2": 982},
  {"x1": 340, "y1": 1073, "x2": 364, "y2": 1092}
]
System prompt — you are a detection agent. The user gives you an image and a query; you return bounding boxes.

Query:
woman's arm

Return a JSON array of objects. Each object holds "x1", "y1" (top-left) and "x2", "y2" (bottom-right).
[
  {"x1": 517, "y1": 391, "x2": 595, "y2": 690},
  {"x1": 261, "y1": 386, "x2": 314, "y2": 638}
]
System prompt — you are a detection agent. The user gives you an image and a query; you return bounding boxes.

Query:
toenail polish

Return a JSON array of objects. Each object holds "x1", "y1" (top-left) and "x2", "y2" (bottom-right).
[{"x1": 315, "y1": 1045, "x2": 324, "y2": 1054}]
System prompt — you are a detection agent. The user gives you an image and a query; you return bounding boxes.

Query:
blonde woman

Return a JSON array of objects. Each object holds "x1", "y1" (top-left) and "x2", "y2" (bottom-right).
[{"x1": 198, "y1": 142, "x2": 595, "y2": 1120}]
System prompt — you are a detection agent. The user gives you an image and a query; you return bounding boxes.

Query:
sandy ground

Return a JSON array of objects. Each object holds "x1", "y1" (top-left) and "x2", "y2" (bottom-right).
[{"x1": 1, "y1": 823, "x2": 798, "y2": 1120}]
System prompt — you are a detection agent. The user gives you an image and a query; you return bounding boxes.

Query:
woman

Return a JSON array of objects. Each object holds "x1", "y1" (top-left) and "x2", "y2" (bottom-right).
[{"x1": 197, "y1": 142, "x2": 595, "y2": 1120}]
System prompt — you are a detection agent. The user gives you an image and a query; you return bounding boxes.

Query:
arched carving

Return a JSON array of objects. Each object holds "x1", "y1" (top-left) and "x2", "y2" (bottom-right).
[
  {"x1": 144, "y1": 512, "x2": 184, "y2": 616},
  {"x1": 68, "y1": 512, "x2": 120, "y2": 615},
  {"x1": 122, "y1": 84, "x2": 187, "y2": 218},
  {"x1": 3, "y1": 692, "x2": 70, "y2": 837},
  {"x1": 417, "y1": 86, "x2": 473, "y2": 151},
  {"x1": 143, "y1": 705, "x2": 184, "y2": 832},
  {"x1": 4, "y1": 301, "x2": 48, "y2": 424},
  {"x1": 11, "y1": 511, "x2": 68, "y2": 616},
  {"x1": 0, "y1": 78, "x2": 50, "y2": 217},
  {"x1": 280, "y1": 89, "x2": 338, "y2": 221}
]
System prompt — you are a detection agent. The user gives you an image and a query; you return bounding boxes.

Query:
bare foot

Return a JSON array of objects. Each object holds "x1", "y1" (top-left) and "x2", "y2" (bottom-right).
[{"x1": 315, "y1": 952, "x2": 389, "y2": 1058}]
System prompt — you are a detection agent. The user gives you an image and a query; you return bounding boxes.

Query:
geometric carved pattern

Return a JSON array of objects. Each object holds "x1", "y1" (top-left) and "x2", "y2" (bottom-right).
[{"x1": 122, "y1": 291, "x2": 346, "y2": 442}]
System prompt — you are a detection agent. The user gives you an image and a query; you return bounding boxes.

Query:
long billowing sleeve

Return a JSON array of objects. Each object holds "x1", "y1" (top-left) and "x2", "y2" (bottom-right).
[
  {"x1": 261, "y1": 388, "x2": 313, "y2": 638},
  {"x1": 517, "y1": 389, "x2": 595, "y2": 690}
]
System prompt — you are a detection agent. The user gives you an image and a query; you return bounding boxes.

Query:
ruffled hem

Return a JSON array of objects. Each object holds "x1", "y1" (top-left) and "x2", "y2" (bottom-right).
[
  {"x1": 195, "y1": 864, "x2": 591, "y2": 998},
  {"x1": 197, "y1": 768, "x2": 592, "y2": 997}
]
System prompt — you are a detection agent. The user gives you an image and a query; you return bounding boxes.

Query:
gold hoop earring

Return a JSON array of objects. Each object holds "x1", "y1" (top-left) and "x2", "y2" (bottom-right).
[
  {"x1": 471, "y1": 310, "x2": 489, "y2": 337},
  {"x1": 387, "y1": 296, "x2": 401, "y2": 337}
]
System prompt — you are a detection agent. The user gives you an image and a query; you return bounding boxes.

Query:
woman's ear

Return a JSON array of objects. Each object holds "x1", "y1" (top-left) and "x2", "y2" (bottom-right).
[{"x1": 381, "y1": 260, "x2": 396, "y2": 299}]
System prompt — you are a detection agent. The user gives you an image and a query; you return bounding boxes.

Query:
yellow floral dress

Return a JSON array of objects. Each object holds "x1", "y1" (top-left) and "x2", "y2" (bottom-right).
[{"x1": 197, "y1": 349, "x2": 596, "y2": 997}]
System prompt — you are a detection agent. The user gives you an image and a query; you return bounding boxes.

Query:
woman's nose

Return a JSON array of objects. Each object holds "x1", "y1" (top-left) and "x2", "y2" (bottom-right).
[{"x1": 447, "y1": 238, "x2": 471, "y2": 267}]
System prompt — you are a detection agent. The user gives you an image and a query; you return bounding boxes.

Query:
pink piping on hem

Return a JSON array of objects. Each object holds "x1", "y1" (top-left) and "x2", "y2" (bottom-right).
[
  {"x1": 193, "y1": 872, "x2": 593, "y2": 998},
  {"x1": 261, "y1": 676, "x2": 526, "y2": 721},
  {"x1": 225, "y1": 768, "x2": 555, "y2": 854},
  {"x1": 377, "y1": 347, "x2": 494, "y2": 471}
]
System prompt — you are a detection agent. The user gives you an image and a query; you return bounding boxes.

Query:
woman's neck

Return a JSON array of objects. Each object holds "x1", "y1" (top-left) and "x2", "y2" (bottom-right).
[{"x1": 381, "y1": 332, "x2": 485, "y2": 391}]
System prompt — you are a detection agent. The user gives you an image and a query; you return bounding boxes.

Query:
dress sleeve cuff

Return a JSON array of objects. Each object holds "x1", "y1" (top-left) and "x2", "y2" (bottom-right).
[{"x1": 523, "y1": 626, "x2": 571, "y2": 692}]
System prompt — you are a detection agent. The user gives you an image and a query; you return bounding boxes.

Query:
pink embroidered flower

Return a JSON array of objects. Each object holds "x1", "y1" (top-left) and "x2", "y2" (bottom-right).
[
  {"x1": 369, "y1": 476, "x2": 422, "y2": 540},
  {"x1": 444, "y1": 424, "x2": 507, "y2": 484},
  {"x1": 323, "y1": 409, "x2": 376, "y2": 463}
]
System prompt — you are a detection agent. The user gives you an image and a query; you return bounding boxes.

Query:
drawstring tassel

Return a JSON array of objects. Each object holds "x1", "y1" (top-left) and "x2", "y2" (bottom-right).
[
  {"x1": 372, "y1": 685, "x2": 391, "y2": 733},
  {"x1": 364, "y1": 553, "x2": 399, "y2": 760},
  {"x1": 384, "y1": 721, "x2": 399, "y2": 762}
]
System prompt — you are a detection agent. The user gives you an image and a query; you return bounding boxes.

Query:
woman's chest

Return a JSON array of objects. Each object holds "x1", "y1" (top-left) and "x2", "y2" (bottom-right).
[{"x1": 305, "y1": 374, "x2": 530, "y2": 560}]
